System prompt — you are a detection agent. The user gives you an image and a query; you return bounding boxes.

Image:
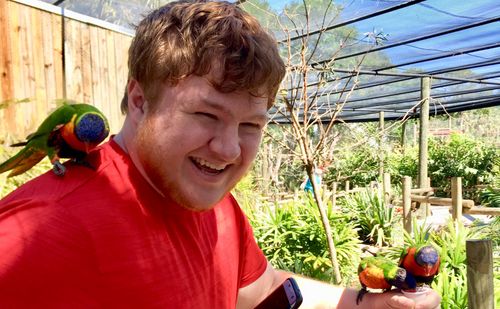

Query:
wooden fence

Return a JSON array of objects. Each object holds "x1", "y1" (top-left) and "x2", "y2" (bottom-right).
[{"x1": 0, "y1": 0, "x2": 133, "y2": 139}]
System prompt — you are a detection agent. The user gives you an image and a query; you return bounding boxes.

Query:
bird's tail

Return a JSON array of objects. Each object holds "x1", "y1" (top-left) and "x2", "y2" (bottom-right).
[
  {"x1": 10, "y1": 141, "x2": 28, "y2": 147},
  {"x1": 0, "y1": 147, "x2": 45, "y2": 177}
]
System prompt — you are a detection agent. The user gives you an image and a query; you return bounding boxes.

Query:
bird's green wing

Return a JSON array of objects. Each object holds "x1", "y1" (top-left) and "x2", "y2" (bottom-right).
[{"x1": 0, "y1": 103, "x2": 77, "y2": 177}]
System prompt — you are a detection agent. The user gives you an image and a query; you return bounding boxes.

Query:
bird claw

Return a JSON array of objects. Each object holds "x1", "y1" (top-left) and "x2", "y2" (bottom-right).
[
  {"x1": 52, "y1": 161, "x2": 66, "y2": 176},
  {"x1": 356, "y1": 288, "x2": 368, "y2": 305}
]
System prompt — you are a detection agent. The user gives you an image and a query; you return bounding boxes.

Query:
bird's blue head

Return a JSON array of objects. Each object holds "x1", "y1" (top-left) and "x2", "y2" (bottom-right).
[
  {"x1": 75, "y1": 112, "x2": 110, "y2": 143},
  {"x1": 416, "y1": 245, "x2": 439, "y2": 266}
]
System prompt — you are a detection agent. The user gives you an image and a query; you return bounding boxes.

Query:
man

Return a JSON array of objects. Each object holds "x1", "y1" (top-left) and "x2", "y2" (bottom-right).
[{"x1": 0, "y1": 1, "x2": 440, "y2": 308}]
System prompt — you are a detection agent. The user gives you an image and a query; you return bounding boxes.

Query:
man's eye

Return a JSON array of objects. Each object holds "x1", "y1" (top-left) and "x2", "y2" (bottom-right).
[
  {"x1": 195, "y1": 112, "x2": 217, "y2": 120},
  {"x1": 242, "y1": 122, "x2": 263, "y2": 131}
]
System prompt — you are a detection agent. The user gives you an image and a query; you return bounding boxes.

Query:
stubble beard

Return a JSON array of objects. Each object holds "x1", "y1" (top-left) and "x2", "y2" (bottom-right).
[{"x1": 134, "y1": 117, "x2": 229, "y2": 212}]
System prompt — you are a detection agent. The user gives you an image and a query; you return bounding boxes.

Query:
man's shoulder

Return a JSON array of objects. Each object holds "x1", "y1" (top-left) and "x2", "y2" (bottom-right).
[{"x1": 0, "y1": 140, "x2": 130, "y2": 211}]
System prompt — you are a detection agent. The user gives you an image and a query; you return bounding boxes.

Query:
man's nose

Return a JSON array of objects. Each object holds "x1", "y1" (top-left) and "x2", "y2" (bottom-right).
[{"x1": 209, "y1": 126, "x2": 241, "y2": 162}]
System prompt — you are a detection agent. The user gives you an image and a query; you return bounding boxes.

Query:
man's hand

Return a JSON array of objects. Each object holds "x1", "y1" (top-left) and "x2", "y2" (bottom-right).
[
  {"x1": 372, "y1": 290, "x2": 441, "y2": 309},
  {"x1": 237, "y1": 263, "x2": 442, "y2": 309}
]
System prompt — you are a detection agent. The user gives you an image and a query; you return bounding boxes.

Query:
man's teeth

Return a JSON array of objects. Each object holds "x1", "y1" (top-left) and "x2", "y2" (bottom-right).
[{"x1": 194, "y1": 158, "x2": 226, "y2": 171}]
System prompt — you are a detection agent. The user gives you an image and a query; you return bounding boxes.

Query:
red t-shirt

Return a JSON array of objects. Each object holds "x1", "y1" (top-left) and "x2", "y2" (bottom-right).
[{"x1": 0, "y1": 139, "x2": 267, "y2": 308}]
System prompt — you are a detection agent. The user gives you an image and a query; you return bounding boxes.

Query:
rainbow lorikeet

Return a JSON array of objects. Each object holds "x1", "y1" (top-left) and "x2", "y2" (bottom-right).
[
  {"x1": 399, "y1": 245, "x2": 440, "y2": 285},
  {"x1": 0, "y1": 102, "x2": 109, "y2": 177},
  {"x1": 357, "y1": 256, "x2": 417, "y2": 304}
]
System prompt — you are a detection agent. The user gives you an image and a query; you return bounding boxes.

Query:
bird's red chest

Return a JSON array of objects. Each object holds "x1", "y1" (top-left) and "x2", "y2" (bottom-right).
[{"x1": 359, "y1": 267, "x2": 391, "y2": 289}]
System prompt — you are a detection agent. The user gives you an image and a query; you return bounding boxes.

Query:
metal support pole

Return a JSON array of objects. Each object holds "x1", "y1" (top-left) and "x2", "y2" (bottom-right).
[
  {"x1": 402, "y1": 176, "x2": 412, "y2": 234},
  {"x1": 419, "y1": 77, "x2": 430, "y2": 217},
  {"x1": 379, "y1": 111, "x2": 385, "y2": 181}
]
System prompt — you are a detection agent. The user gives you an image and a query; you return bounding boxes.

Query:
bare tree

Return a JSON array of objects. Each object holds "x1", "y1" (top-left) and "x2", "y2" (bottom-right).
[{"x1": 243, "y1": 0, "x2": 390, "y2": 284}]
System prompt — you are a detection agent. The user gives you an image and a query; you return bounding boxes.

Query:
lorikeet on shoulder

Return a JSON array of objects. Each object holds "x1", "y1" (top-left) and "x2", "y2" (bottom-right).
[
  {"x1": 357, "y1": 256, "x2": 416, "y2": 304},
  {"x1": 399, "y1": 245, "x2": 440, "y2": 285},
  {"x1": 0, "y1": 102, "x2": 109, "y2": 177}
]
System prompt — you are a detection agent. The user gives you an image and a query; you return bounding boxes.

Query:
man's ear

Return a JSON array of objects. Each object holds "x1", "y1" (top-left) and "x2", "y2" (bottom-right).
[{"x1": 127, "y1": 79, "x2": 146, "y2": 122}]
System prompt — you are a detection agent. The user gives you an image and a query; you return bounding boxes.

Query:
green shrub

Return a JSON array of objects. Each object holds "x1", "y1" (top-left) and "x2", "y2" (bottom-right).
[
  {"x1": 323, "y1": 146, "x2": 379, "y2": 188},
  {"x1": 342, "y1": 189, "x2": 397, "y2": 247},
  {"x1": 428, "y1": 134, "x2": 499, "y2": 194},
  {"x1": 245, "y1": 197, "x2": 361, "y2": 285},
  {"x1": 430, "y1": 220, "x2": 487, "y2": 309},
  {"x1": 479, "y1": 186, "x2": 500, "y2": 208},
  {"x1": 387, "y1": 134, "x2": 499, "y2": 197}
]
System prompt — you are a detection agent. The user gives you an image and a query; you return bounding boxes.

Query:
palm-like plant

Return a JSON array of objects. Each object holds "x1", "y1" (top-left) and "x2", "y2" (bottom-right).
[
  {"x1": 343, "y1": 189, "x2": 396, "y2": 247},
  {"x1": 245, "y1": 197, "x2": 361, "y2": 285}
]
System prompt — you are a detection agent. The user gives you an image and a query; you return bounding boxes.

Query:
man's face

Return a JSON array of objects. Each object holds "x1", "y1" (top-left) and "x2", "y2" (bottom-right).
[{"x1": 132, "y1": 75, "x2": 268, "y2": 211}]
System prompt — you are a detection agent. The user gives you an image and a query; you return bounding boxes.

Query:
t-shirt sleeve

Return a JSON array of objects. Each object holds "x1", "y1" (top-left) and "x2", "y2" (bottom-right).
[{"x1": 234, "y1": 200, "x2": 268, "y2": 288}]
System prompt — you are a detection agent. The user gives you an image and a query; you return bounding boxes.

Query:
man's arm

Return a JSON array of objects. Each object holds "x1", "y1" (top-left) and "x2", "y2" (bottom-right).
[{"x1": 237, "y1": 262, "x2": 441, "y2": 309}]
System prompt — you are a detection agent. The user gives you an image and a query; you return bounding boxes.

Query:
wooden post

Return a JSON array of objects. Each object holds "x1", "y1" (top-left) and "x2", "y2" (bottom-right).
[
  {"x1": 466, "y1": 239, "x2": 494, "y2": 309},
  {"x1": 383, "y1": 173, "x2": 391, "y2": 206},
  {"x1": 345, "y1": 180, "x2": 350, "y2": 192},
  {"x1": 451, "y1": 177, "x2": 462, "y2": 220},
  {"x1": 413, "y1": 123, "x2": 417, "y2": 147},
  {"x1": 426, "y1": 177, "x2": 432, "y2": 217},
  {"x1": 331, "y1": 182, "x2": 337, "y2": 209},
  {"x1": 419, "y1": 77, "x2": 431, "y2": 217},
  {"x1": 379, "y1": 111, "x2": 385, "y2": 181},
  {"x1": 401, "y1": 121, "x2": 407, "y2": 154},
  {"x1": 402, "y1": 176, "x2": 412, "y2": 234}
]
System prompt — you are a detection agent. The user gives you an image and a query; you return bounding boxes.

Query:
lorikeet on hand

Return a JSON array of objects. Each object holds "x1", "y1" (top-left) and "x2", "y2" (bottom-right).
[
  {"x1": 357, "y1": 256, "x2": 417, "y2": 304},
  {"x1": 399, "y1": 245, "x2": 440, "y2": 285},
  {"x1": 0, "y1": 102, "x2": 109, "y2": 177}
]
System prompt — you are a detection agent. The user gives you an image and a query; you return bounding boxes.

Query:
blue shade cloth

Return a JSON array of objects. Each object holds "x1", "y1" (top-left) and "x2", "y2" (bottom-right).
[{"x1": 41, "y1": 0, "x2": 500, "y2": 123}]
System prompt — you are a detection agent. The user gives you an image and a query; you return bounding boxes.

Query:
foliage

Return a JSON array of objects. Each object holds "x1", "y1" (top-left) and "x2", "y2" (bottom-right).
[
  {"x1": 341, "y1": 189, "x2": 396, "y2": 247},
  {"x1": 382, "y1": 218, "x2": 498, "y2": 309},
  {"x1": 428, "y1": 134, "x2": 499, "y2": 192},
  {"x1": 386, "y1": 134, "x2": 499, "y2": 197},
  {"x1": 403, "y1": 218, "x2": 433, "y2": 248},
  {"x1": 243, "y1": 196, "x2": 361, "y2": 285},
  {"x1": 387, "y1": 146, "x2": 419, "y2": 181},
  {"x1": 432, "y1": 267, "x2": 468, "y2": 309},
  {"x1": 323, "y1": 145, "x2": 379, "y2": 188},
  {"x1": 429, "y1": 220, "x2": 487, "y2": 309},
  {"x1": 479, "y1": 186, "x2": 500, "y2": 208}
]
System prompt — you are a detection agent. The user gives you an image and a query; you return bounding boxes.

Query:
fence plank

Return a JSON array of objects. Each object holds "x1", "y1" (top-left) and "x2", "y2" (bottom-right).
[
  {"x1": 0, "y1": 0, "x2": 17, "y2": 135},
  {"x1": 10, "y1": 2, "x2": 26, "y2": 135},
  {"x1": 80, "y1": 22, "x2": 93, "y2": 104},
  {"x1": 1, "y1": 0, "x2": 133, "y2": 138},
  {"x1": 41, "y1": 10, "x2": 57, "y2": 107},
  {"x1": 410, "y1": 195, "x2": 474, "y2": 208},
  {"x1": 30, "y1": 7, "x2": 47, "y2": 121},
  {"x1": 51, "y1": 12, "x2": 63, "y2": 103},
  {"x1": 65, "y1": 18, "x2": 84, "y2": 102},
  {"x1": 89, "y1": 25, "x2": 101, "y2": 110},
  {"x1": 105, "y1": 29, "x2": 118, "y2": 132}
]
